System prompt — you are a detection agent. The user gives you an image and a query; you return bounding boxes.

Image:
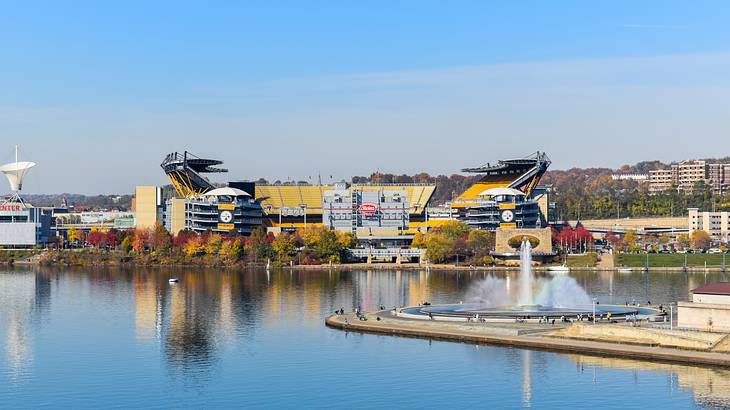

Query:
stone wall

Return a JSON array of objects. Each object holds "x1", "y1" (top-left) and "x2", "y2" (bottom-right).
[
  {"x1": 678, "y1": 301, "x2": 730, "y2": 332},
  {"x1": 494, "y1": 227, "x2": 553, "y2": 255}
]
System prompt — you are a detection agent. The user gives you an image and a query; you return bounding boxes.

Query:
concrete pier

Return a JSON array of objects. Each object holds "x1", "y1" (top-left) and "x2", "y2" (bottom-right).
[{"x1": 326, "y1": 311, "x2": 730, "y2": 369}]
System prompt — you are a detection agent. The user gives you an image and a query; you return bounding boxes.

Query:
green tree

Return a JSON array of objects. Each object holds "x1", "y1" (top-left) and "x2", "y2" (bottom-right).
[
  {"x1": 467, "y1": 229, "x2": 494, "y2": 252},
  {"x1": 440, "y1": 220, "x2": 470, "y2": 240},
  {"x1": 121, "y1": 235, "x2": 133, "y2": 253},
  {"x1": 425, "y1": 233, "x2": 453, "y2": 263}
]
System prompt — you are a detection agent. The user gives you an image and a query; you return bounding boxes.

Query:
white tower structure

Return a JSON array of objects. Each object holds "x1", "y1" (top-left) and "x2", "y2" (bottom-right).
[{"x1": 0, "y1": 145, "x2": 36, "y2": 204}]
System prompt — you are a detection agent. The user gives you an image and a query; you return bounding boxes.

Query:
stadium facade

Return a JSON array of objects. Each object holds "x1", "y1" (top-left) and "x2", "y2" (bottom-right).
[
  {"x1": 322, "y1": 182, "x2": 410, "y2": 245},
  {"x1": 164, "y1": 187, "x2": 263, "y2": 236},
  {"x1": 134, "y1": 152, "x2": 264, "y2": 236},
  {"x1": 451, "y1": 152, "x2": 552, "y2": 231},
  {"x1": 258, "y1": 183, "x2": 435, "y2": 237},
  {"x1": 135, "y1": 151, "x2": 553, "y2": 244}
]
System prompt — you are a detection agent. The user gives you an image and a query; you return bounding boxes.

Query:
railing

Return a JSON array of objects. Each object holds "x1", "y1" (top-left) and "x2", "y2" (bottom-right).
[{"x1": 348, "y1": 248, "x2": 422, "y2": 258}]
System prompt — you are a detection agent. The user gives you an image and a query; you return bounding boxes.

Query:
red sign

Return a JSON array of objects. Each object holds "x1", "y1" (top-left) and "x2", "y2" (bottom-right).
[
  {"x1": 359, "y1": 203, "x2": 379, "y2": 215},
  {"x1": 0, "y1": 204, "x2": 23, "y2": 212}
]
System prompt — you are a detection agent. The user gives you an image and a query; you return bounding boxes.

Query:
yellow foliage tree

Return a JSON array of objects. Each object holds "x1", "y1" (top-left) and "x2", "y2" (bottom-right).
[
  {"x1": 690, "y1": 230, "x2": 712, "y2": 250},
  {"x1": 68, "y1": 227, "x2": 83, "y2": 243},
  {"x1": 411, "y1": 232, "x2": 427, "y2": 249},
  {"x1": 272, "y1": 233, "x2": 296, "y2": 260},
  {"x1": 336, "y1": 231, "x2": 357, "y2": 249},
  {"x1": 220, "y1": 239, "x2": 244, "y2": 261},
  {"x1": 184, "y1": 235, "x2": 204, "y2": 257},
  {"x1": 204, "y1": 233, "x2": 223, "y2": 255}
]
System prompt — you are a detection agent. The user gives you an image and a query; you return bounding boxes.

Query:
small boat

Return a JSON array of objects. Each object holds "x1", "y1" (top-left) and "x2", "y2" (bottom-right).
[
  {"x1": 168, "y1": 278, "x2": 179, "y2": 283},
  {"x1": 548, "y1": 264, "x2": 570, "y2": 274},
  {"x1": 617, "y1": 268, "x2": 632, "y2": 273}
]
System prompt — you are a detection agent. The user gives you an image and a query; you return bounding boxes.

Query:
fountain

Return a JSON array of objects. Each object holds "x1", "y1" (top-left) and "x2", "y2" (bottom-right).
[
  {"x1": 401, "y1": 239, "x2": 656, "y2": 321},
  {"x1": 518, "y1": 240, "x2": 533, "y2": 306}
]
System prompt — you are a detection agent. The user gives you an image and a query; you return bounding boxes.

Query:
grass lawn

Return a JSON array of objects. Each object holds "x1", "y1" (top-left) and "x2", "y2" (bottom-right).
[
  {"x1": 565, "y1": 253, "x2": 598, "y2": 268},
  {"x1": 616, "y1": 253, "x2": 729, "y2": 268}
]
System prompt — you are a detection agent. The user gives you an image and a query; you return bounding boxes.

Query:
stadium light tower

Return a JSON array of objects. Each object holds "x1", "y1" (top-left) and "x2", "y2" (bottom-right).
[{"x1": 0, "y1": 145, "x2": 36, "y2": 205}]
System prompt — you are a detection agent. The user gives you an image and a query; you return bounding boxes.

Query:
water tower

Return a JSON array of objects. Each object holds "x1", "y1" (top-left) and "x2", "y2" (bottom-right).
[{"x1": 0, "y1": 145, "x2": 36, "y2": 205}]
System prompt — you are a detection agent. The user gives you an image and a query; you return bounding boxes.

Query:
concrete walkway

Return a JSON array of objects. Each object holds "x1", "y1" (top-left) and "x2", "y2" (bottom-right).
[
  {"x1": 597, "y1": 253, "x2": 614, "y2": 270},
  {"x1": 326, "y1": 312, "x2": 730, "y2": 369}
]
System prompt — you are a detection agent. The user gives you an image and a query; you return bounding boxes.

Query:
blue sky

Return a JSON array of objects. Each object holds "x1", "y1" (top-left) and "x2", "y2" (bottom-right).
[{"x1": 1, "y1": 1, "x2": 729, "y2": 193}]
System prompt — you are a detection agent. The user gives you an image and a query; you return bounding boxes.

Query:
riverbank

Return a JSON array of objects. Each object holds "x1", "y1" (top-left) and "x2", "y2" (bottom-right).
[
  {"x1": 326, "y1": 311, "x2": 730, "y2": 369},
  {"x1": 617, "y1": 253, "x2": 729, "y2": 268},
  {"x1": 7, "y1": 250, "x2": 727, "y2": 272}
]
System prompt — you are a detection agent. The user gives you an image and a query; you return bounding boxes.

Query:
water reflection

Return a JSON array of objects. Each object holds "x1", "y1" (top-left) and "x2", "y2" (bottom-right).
[
  {"x1": 1, "y1": 267, "x2": 730, "y2": 407},
  {"x1": 0, "y1": 271, "x2": 51, "y2": 382},
  {"x1": 568, "y1": 355, "x2": 730, "y2": 408}
]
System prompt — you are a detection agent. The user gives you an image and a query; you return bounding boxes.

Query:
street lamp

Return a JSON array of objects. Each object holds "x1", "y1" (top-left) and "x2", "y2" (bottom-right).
[{"x1": 592, "y1": 298, "x2": 597, "y2": 324}]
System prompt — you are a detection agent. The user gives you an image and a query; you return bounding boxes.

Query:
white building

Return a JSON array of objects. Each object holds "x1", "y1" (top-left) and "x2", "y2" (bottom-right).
[
  {"x1": 610, "y1": 173, "x2": 648, "y2": 181},
  {"x1": 679, "y1": 283, "x2": 730, "y2": 332},
  {"x1": 688, "y1": 208, "x2": 730, "y2": 243}
]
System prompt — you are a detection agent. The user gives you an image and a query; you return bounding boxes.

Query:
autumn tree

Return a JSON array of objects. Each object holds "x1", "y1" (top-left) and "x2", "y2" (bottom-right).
[
  {"x1": 121, "y1": 235, "x2": 133, "y2": 253},
  {"x1": 467, "y1": 229, "x2": 494, "y2": 252},
  {"x1": 676, "y1": 233, "x2": 690, "y2": 250},
  {"x1": 151, "y1": 224, "x2": 172, "y2": 253},
  {"x1": 690, "y1": 230, "x2": 712, "y2": 251},
  {"x1": 247, "y1": 227, "x2": 273, "y2": 261},
  {"x1": 67, "y1": 227, "x2": 84, "y2": 243},
  {"x1": 336, "y1": 231, "x2": 357, "y2": 249},
  {"x1": 204, "y1": 233, "x2": 223, "y2": 255},
  {"x1": 271, "y1": 232, "x2": 297, "y2": 261},
  {"x1": 132, "y1": 229, "x2": 150, "y2": 252},
  {"x1": 184, "y1": 235, "x2": 204, "y2": 257},
  {"x1": 622, "y1": 230, "x2": 638, "y2": 252},
  {"x1": 220, "y1": 238, "x2": 244, "y2": 261},
  {"x1": 424, "y1": 233, "x2": 453, "y2": 263},
  {"x1": 440, "y1": 220, "x2": 470, "y2": 241}
]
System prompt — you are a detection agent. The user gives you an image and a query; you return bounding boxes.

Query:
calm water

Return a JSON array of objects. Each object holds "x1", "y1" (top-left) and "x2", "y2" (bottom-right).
[{"x1": 1, "y1": 266, "x2": 730, "y2": 409}]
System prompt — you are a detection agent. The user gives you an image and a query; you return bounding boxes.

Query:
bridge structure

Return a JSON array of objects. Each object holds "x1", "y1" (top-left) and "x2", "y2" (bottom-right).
[
  {"x1": 348, "y1": 247, "x2": 422, "y2": 264},
  {"x1": 571, "y1": 217, "x2": 689, "y2": 237}
]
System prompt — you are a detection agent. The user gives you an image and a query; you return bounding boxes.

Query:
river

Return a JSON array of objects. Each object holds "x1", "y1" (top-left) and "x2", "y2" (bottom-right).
[{"x1": 1, "y1": 267, "x2": 729, "y2": 409}]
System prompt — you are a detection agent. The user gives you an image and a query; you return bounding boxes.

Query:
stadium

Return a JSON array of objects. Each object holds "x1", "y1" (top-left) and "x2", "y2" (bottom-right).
[
  {"x1": 136, "y1": 151, "x2": 553, "y2": 245},
  {"x1": 454, "y1": 152, "x2": 552, "y2": 230}
]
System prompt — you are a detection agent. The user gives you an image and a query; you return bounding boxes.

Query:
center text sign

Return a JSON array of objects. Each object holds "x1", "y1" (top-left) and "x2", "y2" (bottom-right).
[{"x1": 359, "y1": 203, "x2": 379, "y2": 215}]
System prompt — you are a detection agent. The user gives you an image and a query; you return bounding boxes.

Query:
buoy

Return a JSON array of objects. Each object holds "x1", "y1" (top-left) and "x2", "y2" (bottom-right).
[{"x1": 169, "y1": 278, "x2": 179, "y2": 283}]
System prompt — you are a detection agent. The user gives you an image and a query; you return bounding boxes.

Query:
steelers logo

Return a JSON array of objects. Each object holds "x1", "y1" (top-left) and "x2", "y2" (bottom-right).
[
  {"x1": 501, "y1": 209, "x2": 515, "y2": 223},
  {"x1": 219, "y1": 210, "x2": 233, "y2": 223}
]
